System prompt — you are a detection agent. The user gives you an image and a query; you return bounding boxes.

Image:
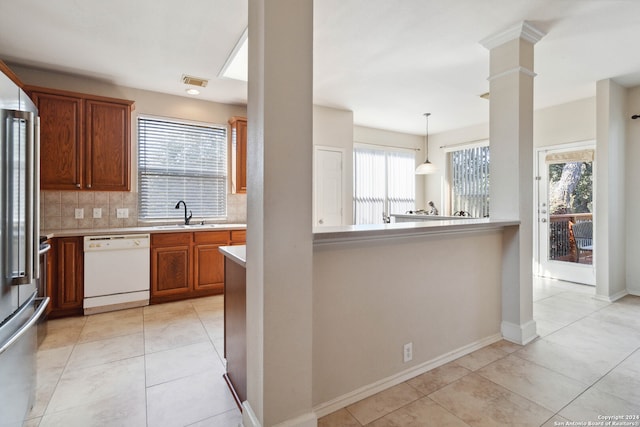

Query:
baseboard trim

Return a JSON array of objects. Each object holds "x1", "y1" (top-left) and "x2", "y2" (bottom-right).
[
  {"x1": 627, "y1": 289, "x2": 640, "y2": 297},
  {"x1": 242, "y1": 401, "x2": 260, "y2": 427},
  {"x1": 313, "y1": 333, "x2": 502, "y2": 418},
  {"x1": 241, "y1": 402, "x2": 318, "y2": 427},
  {"x1": 594, "y1": 289, "x2": 629, "y2": 303},
  {"x1": 501, "y1": 320, "x2": 538, "y2": 345}
]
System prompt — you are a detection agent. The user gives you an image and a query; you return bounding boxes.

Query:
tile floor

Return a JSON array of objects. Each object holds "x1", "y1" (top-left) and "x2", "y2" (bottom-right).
[
  {"x1": 27, "y1": 278, "x2": 640, "y2": 427},
  {"x1": 27, "y1": 295, "x2": 242, "y2": 427},
  {"x1": 319, "y1": 277, "x2": 640, "y2": 426}
]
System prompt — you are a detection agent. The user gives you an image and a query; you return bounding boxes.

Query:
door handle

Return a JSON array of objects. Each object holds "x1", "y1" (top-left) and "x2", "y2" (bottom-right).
[
  {"x1": 541, "y1": 218, "x2": 547, "y2": 223},
  {"x1": 0, "y1": 295, "x2": 49, "y2": 356}
]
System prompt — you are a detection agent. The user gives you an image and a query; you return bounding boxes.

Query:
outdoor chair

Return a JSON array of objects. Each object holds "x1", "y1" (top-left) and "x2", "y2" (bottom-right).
[{"x1": 572, "y1": 220, "x2": 593, "y2": 262}]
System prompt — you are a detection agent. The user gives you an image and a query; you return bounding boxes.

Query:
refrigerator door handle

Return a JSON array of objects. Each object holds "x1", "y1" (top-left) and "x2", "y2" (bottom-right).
[
  {"x1": 0, "y1": 295, "x2": 49, "y2": 356},
  {"x1": 6, "y1": 110, "x2": 37, "y2": 285}
]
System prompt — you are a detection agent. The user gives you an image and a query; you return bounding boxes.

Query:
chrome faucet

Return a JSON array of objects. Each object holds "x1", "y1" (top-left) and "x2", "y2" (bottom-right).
[{"x1": 175, "y1": 200, "x2": 193, "y2": 225}]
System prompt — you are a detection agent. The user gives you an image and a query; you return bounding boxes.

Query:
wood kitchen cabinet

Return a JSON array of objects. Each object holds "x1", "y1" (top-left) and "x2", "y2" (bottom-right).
[
  {"x1": 193, "y1": 231, "x2": 229, "y2": 293},
  {"x1": 229, "y1": 116, "x2": 247, "y2": 194},
  {"x1": 151, "y1": 230, "x2": 242, "y2": 304},
  {"x1": 48, "y1": 237, "x2": 84, "y2": 318},
  {"x1": 150, "y1": 233, "x2": 192, "y2": 303},
  {"x1": 28, "y1": 86, "x2": 134, "y2": 191}
]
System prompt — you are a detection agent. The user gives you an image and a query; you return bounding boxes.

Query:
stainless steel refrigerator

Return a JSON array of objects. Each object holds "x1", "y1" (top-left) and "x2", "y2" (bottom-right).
[{"x1": 0, "y1": 70, "x2": 49, "y2": 426}]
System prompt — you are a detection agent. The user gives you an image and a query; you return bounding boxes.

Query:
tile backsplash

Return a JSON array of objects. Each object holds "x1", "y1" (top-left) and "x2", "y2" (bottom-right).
[{"x1": 40, "y1": 191, "x2": 247, "y2": 231}]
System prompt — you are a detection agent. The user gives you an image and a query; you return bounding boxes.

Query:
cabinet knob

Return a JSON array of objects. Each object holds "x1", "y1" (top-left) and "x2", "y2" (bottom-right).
[
  {"x1": 76, "y1": 183, "x2": 81, "y2": 188},
  {"x1": 87, "y1": 184, "x2": 91, "y2": 188}
]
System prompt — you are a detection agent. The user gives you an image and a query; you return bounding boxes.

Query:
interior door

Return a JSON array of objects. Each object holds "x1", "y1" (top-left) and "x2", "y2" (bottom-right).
[
  {"x1": 314, "y1": 147, "x2": 343, "y2": 227},
  {"x1": 536, "y1": 144, "x2": 595, "y2": 285}
]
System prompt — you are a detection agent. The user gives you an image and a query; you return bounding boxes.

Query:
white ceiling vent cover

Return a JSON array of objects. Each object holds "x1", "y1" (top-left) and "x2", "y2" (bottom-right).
[{"x1": 181, "y1": 75, "x2": 209, "y2": 87}]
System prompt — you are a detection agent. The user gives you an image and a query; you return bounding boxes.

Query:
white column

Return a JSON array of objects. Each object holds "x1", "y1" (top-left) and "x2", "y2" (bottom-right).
[
  {"x1": 595, "y1": 79, "x2": 627, "y2": 301},
  {"x1": 480, "y1": 22, "x2": 544, "y2": 345},
  {"x1": 245, "y1": 1, "x2": 316, "y2": 426}
]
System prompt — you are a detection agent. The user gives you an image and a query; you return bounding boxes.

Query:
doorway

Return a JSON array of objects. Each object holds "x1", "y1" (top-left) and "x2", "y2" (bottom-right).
[
  {"x1": 314, "y1": 146, "x2": 344, "y2": 227},
  {"x1": 535, "y1": 142, "x2": 595, "y2": 285}
]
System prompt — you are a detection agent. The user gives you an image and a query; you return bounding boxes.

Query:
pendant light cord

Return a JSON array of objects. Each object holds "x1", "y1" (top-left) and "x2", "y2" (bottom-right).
[{"x1": 424, "y1": 112, "x2": 431, "y2": 160}]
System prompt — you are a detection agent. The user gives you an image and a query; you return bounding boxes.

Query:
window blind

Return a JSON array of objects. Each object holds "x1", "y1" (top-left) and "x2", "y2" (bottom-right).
[
  {"x1": 353, "y1": 147, "x2": 415, "y2": 224},
  {"x1": 450, "y1": 145, "x2": 490, "y2": 218},
  {"x1": 138, "y1": 116, "x2": 227, "y2": 221}
]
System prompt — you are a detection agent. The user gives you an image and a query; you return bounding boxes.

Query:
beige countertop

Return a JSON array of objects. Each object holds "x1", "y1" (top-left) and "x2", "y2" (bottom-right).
[
  {"x1": 41, "y1": 223, "x2": 247, "y2": 239},
  {"x1": 219, "y1": 245, "x2": 246, "y2": 267}
]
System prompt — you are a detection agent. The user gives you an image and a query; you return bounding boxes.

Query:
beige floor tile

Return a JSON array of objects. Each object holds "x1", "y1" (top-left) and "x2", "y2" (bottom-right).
[
  {"x1": 145, "y1": 341, "x2": 224, "y2": 387},
  {"x1": 406, "y1": 362, "x2": 471, "y2": 395},
  {"x1": 318, "y1": 408, "x2": 361, "y2": 427},
  {"x1": 545, "y1": 316, "x2": 640, "y2": 355},
  {"x1": 39, "y1": 391, "x2": 146, "y2": 427},
  {"x1": 593, "y1": 350, "x2": 640, "y2": 404},
  {"x1": 553, "y1": 291, "x2": 610, "y2": 310},
  {"x1": 487, "y1": 340, "x2": 523, "y2": 354},
  {"x1": 367, "y1": 396, "x2": 470, "y2": 427},
  {"x1": 39, "y1": 316, "x2": 86, "y2": 350},
  {"x1": 346, "y1": 383, "x2": 423, "y2": 425},
  {"x1": 559, "y1": 387, "x2": 640, "y2": 423},
  {"x1": 590, "y1": 303, "x2": 640, "y2": 329},
  {"x1": 46, "y1": 356, "x2": 145, "y2": 414},
  {"x1": 143, "y1": 313, "x2": 210, "y2": 354},
  {"x1": 78, "y1": 308, "x2": 143, "y2": 343},
  {"x1": 66, "y1": 333, "x2": 144, "y2": 370},
  {"x1": 533, "y1": 300, "x2": 589, "y2": 325},
  {"x1": 186, "y1": 408, "x2": 243, "y2": 427},
  {"x1": 143, "y1": 299, "x2": 196, "y2": 319},
  {"x1": 200, "y1": 316, "x2": 225, "y2": 340},
  {"x1": 146, "y1": 370, "x2": 237, "y2": 427},
  {"x1": 430, "y1": 373, "x2": 554, "y2": 427},
  {"x1": 454, "y1": 346, "x2": 508, "y2": 371},
  {"x1": 477, "y1": 354, "x2": 588, "y2": 412},
  {"x1": 513, "y1": 338, "x2": 625, "y2": 385},
  {"x1": 29, "y1": 345, "x2": 74, "y2": 418},
  {"x1": 534, "y1": 318, "x2": 567, "y2": 337},
  {"x1": 540, "y1": 415, "x2": 570, "y2": 427}
]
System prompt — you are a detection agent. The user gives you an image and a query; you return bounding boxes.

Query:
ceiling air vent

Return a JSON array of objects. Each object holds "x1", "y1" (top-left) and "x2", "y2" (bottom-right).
[{"x1": 181, "y1": 75, "x2": 209, "y2": 87}]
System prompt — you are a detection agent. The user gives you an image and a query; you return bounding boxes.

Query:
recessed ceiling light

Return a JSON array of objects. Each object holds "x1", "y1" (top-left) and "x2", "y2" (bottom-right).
[
  {"x1": 219, "y1": 28, "x2": 248, "y2": 82},
  {"x1": 186, "y1": 88, "x2": 200, "y2": 95}
]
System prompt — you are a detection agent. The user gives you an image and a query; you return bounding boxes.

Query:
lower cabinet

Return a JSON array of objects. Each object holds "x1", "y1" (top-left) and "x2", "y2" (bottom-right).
[
  {"x1": 151, "y1": 230, "x2": 246, "y2": 304},
  {"x1": 49, "y1": 236, "x2": 84, "y2": 318}
]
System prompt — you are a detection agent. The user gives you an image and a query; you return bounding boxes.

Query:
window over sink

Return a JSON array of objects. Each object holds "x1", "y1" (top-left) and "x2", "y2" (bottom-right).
[{"x1": 138, "y1": 116, "x2": 227, "y2": 221}]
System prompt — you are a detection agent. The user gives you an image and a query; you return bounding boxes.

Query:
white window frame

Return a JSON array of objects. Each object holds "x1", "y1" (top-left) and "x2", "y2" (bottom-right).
[
  {"x1": 443, "y1": 140, "x2": 490, "y2": 217},
  {"x1": 353, "y1": 143, "x2": 416, "y2": 224},
  {"x1": 137, "y1": 114, "x2": 228, "y2": 223}
]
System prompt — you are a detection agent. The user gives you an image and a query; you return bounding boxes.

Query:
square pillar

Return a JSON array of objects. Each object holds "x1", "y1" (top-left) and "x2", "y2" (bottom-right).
[
  {"x1": 480, "y1": 22, "x2": 545, "y2": 345},
  {"x1": 245, "y1": 1, "x2": 316, "y2": 426}
]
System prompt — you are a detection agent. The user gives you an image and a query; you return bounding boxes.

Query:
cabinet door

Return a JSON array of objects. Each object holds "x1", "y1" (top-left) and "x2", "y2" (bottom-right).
[
  {"x1": 151, "y1": 245, "x2": 191, "y2": 299},
  {"x1": 56, "y1": 237, "x2": 84, "y2": 311},
  {"x1": 193, "y1": 243, "x2": 225, "y2": 293},
  {"x1": 85, "y1": 100, "x2": 131, "y2": 191},
  {"x1": 32, "y1": 92, "x2": 83, "y2": 190},
  {"x1": 229, "y1": 117, "x2": 247, "y2": 194},
  {"x1": 230, "y1": 230, "x2": 246, "y2": 245}
]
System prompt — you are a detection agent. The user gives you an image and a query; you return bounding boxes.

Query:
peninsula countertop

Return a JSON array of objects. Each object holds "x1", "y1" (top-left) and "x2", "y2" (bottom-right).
[{"x1": 219, "y1": 245, "x2": 246, "y2": 268}]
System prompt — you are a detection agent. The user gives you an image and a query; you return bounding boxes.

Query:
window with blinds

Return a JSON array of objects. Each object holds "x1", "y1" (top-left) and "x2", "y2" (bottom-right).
[
  {"x1": 353, "y1": 146, "x2": 415, "y2": 224},
  {"x1": 138, "y1": 116, "x2": 227, "y2": 221},
  {"x1": 450, "y1": 145, "x2": 490, "y2": 217}
]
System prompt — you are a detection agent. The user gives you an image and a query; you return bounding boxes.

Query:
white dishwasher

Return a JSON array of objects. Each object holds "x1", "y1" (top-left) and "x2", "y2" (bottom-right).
[{"x1": 84, "y1": 234, "x2": 150, "y2": 315}]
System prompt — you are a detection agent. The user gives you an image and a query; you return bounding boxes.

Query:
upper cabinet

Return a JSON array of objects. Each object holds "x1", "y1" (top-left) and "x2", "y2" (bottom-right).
[
  {"x1": 28, "y1": 86, "x2": 134, "y2": 191},
  {"x1": 229, "y1": 116, "x2": 247, "y2": 194}
]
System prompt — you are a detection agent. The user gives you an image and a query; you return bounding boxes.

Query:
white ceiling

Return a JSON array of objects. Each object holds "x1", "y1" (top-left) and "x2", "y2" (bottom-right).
[{"x1": 2, "y1": 0, "x2": 640, "y2": 135}]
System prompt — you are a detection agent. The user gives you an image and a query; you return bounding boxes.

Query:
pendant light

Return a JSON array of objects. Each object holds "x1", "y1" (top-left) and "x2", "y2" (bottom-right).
[{"x1": 415, "y1": 112, "x2": 438, "y2": 174}]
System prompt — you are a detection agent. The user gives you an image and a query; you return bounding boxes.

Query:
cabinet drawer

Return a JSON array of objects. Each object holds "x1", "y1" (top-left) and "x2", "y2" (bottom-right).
[
  {"x1": 230, "y1": 230, "x2": 246, "y2": 243},
  {"x1": 194, "y1": 231, "x2": 230, "y2": 244},
  {"x1": 151, "y1": 232, "x2": 192, "y2": 246}
]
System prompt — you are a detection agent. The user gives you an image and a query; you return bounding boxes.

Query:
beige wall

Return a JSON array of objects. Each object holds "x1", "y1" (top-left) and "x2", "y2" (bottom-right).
[
  {"x1": 312, "y1": 229, "x2": 503, "y2": 408},
  {"x1": 10, "y1": 64, "x2": 248, "y2": 229}
]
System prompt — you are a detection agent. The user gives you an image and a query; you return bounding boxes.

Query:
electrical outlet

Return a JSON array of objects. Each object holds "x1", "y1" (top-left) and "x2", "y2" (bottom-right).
[
  {"x1": 74, "y1": 208, "x2": 84, "y2": 219},
  {"x1": 93, "y1": 208, "x2": 102, "y2": 219},
  {"x1": 403, "y1": 342, "x2": 413, "y2": 363},
  {"x1": 116, "y1": 208, "x2": 129, "y2": 219}
]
